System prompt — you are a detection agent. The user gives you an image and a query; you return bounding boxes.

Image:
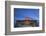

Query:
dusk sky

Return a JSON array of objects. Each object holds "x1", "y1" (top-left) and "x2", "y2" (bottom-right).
[{"x1": 14, "y1": 8, "x2": 39, "y2": 20}]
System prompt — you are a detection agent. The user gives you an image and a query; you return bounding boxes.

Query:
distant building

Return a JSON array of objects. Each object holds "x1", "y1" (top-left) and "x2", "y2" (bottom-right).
[
  {"x1": 24, "y1": 17, "x2": 31, "y2": 25},
  {"x1": 14, "y1": 16, "x2": 38, "y2": 27}
]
